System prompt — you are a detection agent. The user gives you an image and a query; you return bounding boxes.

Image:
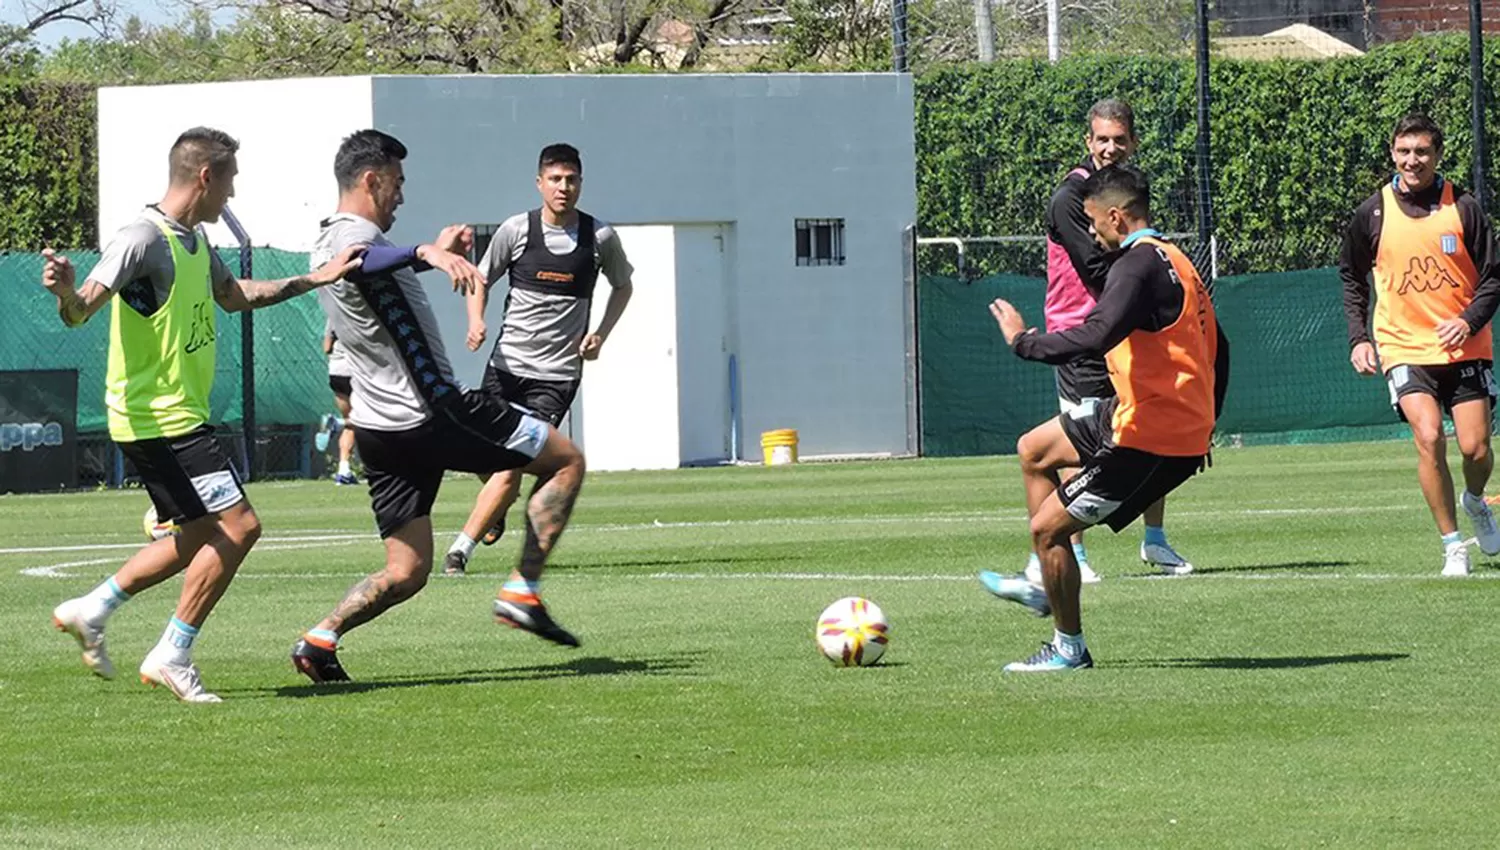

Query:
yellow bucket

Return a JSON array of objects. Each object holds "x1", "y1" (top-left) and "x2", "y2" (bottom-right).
[{"x1": 761, "y1": 429, "x2": 799, "y2": 466}]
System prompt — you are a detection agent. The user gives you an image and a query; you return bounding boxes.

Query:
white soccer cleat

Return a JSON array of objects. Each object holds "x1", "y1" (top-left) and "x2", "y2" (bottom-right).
[
  {"x1": 139, "y1": 654, "x2": 222, "y2": 703},
  {"x1": 1461, "y1": 493, "x2": 1500, "y2": 556},
  {"x1": 1141, "y1": 542, "x2": 1194, "y2": 576},
  {"x1": 1442, "y1": 543, "x2": 1471, "y2": 578},
  {"x1": 1023, "y1": 558, "x2": 1100, "y2": 585},
  {"x1": 52, "y1": 598, "x2": 115, "y2": 680}
]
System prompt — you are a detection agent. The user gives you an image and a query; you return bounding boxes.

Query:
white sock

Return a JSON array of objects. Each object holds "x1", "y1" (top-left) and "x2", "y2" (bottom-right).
[
  {"x1": 151, "y1": 617, "x2": 198, "y2": 666},
  {"x1": 1054, "y1": 629, "x2": 1087, "y2": 661},
  {"x1": 449, "y1": 533, "x2": 477, "y2": 559},
  {"x1": 79, "y1": 577, "x2": 130, "y2": 625},
  {"x1": 337, "y1": 459, "x2": 352, "y2": 476}
]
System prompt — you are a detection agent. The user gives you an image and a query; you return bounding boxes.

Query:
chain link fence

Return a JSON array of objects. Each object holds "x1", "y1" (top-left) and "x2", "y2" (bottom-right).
[{"x1": 3, "y1": 246, "x2": 342, "y2": 487}]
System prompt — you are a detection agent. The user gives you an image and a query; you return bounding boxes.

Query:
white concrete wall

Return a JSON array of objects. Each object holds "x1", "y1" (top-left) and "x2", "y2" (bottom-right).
[
  {"x1": 371, "y1": 73, "x2": 916, "y2": 460},
  {"x1": 578, "y1": 225, "x2": 681, "y2": 471},
  {"x1": 97, "y1": 78, "x2": 374, "y2": 252}
]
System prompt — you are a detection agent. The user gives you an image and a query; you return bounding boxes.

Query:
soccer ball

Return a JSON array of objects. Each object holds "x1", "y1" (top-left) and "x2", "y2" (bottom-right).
[
  {"x1": 143, "y1": 504, "x2": 180, "y2": 541},
  {"x1": 816, "y1": 597, "x2": 889, "y2": 667}
]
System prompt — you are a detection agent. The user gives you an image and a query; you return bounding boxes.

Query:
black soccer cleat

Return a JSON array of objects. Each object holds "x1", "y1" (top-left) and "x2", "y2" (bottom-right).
[
  {"x1": 441, "y1": 550, "x2": 468, "y2": 577},
  {"x1": 291, "y1": 638, "x2": 352, "y2": 683},
  {"x1": 481, "y1": 516, "x2": 506, "y2": 546},
  {"x1": 493, "y1": 592, "x2": 581, "y2": 648}
]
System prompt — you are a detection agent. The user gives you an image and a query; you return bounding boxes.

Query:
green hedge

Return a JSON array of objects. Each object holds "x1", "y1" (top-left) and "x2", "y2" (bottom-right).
[
  {"x1": 0, "y1": 80, "x2": 95, "y2": 249},
  {"x1": 915, "y1": 34, "x2": 1500, "y2": 275}
]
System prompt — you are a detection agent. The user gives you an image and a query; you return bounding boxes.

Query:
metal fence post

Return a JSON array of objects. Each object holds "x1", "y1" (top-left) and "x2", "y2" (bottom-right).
[
  {"x1": 1471, "y1": 0, "x2": 1490, "y2": 213},
  {"x1": 1194, "y1": 0, "x2": 1216, "y2": 271},
  {"x1": 222, "y1": 207, "x2": 255, "y2": 481}
]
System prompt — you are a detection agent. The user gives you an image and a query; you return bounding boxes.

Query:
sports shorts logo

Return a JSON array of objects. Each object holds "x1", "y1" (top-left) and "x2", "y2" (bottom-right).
[
  {"x1": 1396, "y1": 256, "x2": 1462, "y2": 295},
  {"x1": 1063, "y1": 467, "x2": 1098, "y2": 500}
]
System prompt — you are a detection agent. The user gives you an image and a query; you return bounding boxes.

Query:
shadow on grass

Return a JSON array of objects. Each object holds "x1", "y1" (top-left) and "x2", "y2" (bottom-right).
[
  {"x1": 1115, "y1": 652, "x2": 1409, "y2": 670},
  {"x1": 226, "y1": 652, "x2": 706, "y2": 699},
  {"x1": 449, "y1": 552, "x2": 815, "y2": 575},
  {"x1": 1187, "y1": 559, "x2": 1356, "y2": 575}
]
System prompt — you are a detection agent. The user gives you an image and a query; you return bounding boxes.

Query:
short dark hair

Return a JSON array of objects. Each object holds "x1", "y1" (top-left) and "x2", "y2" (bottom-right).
[
  {"x1": 1391, "y1": 113, "x2": 1444, "y2": 151},
  {"x1": 538, "y1": 143, "x2": 582, "y2": 174},
  {"x1": 169, "y1": 127, "x2": 239, "y2": 185},
  {"x1": 334, "y1": 130, "x2": 408, "y2": 191},
  {"x1": 1081, "y1": 164, "x2": 1151, "y2": 220},
  {"x1": 1086, "y1": 98, "x2": 1136, "y2": 139}
]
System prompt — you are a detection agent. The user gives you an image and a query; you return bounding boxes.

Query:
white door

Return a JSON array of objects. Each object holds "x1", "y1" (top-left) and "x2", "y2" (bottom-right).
[{"x1": 674, "y1": 223, "x2": 734, "y2": 466}]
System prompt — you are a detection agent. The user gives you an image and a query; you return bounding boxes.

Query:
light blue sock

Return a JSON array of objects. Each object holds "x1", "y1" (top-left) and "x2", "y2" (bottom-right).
[
  {"x1": 503, "y1": 576, "x2": 540, "y2": 597},
  {"x1": 1144, "y1": 525, "x2": 1168, "y2": 547},
  {"x1": 155, "y1": 617, "x2": 199, "y2": 664},
  {"x1": 1054, "y1": 629, "x2": 1087, "y2": 661},
  {"x1": 1072, "y1": 542, "x2": 1089, "y2": 565},
  {"x1": 1442, "y1": 531, "x2": 1464, "y2": 547}
]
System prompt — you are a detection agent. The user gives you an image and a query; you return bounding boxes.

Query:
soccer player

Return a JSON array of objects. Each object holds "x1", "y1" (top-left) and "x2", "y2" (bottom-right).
[
  {"x1": 315, "y1": 323, "x2": 360, "y2": 485},
  {"x1": 290, "y1": 130, "x2": 590, "y2": 684},
  {"x1": 1341, "y1": 113, "x2": 1500, "y2": 577},
  {"x1": 42, "y1": 127, "x2": 364, "y2": 702},
  {"x1": 441, "y1": 143, "x2": 634, "y2": 576},
  {"x1": 982, "y1": 165, "x2": 1229, "y2": 671},
  {"x1": 1036, "y1": 97, "x2": 1194, "y2": 582}
]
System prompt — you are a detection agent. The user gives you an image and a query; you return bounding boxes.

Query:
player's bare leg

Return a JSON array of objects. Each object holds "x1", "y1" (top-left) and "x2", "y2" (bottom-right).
[
  {"x1": 292, "y1": 517, "x2": 435, "y2": 682},
  {"x1": 1005, "y1": 493, "x2": 1093, "y2": 672},
  {"x1": 493, "y1": 429, "x2": 586, "y2": 646},
  {"x1": 443, "y1": 469, "x2": 524, "y2": 576},
  {"x1": 1452, "y1": 397, "x2": 1500, "y2": 559},
  {"x1": 980, "y1": 418, "x2": 1079, "y2": 615},
  {"x1": 1400, "y1": 393, "x2": 1468, "y2": 575}
]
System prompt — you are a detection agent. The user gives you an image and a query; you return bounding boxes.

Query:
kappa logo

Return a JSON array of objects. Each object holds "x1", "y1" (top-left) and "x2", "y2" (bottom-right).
[
  {"x1": 1396, "y1": 256, "x2": 1463, "y2": 295},
  {"x1": 1063, "y1": 467, "x2": 1098, "y2": 499}
]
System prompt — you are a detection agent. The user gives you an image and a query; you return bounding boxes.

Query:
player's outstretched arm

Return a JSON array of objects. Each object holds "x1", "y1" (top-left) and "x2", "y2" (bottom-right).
[
  {"x1": 214, "y1": 245, "x2": 366, "y2": 313},
  {"x1": 40, "y1": 249, "x2": 112, "y2": 328}
]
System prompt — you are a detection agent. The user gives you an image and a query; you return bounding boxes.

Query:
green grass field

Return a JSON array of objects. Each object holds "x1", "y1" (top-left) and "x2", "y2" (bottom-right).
[{"x1": 2, "y1": 441, "x2": 1498, "y2": 848}]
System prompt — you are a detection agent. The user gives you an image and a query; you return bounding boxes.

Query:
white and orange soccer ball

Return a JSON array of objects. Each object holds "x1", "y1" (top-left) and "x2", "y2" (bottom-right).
[
  {"x1": 142, "y1": 505, "x2": 180, "y2": 541},
  {"x1": 816, "y1": 597, "x2": 889, "y2": 666}
]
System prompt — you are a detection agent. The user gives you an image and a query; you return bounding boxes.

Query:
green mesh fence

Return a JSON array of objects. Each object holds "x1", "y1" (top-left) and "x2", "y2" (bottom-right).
[
  {"x1": 3, "y1": 247, "x2": 326, "y2": 435},
  {"x1": 917, "y1": 269, "x2": 1407, "y2": 457}
]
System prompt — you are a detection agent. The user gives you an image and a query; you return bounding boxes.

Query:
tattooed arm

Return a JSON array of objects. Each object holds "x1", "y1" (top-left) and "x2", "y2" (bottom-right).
[{"x1": 212, "y1": 245, "x2": 366, "y2": 313}]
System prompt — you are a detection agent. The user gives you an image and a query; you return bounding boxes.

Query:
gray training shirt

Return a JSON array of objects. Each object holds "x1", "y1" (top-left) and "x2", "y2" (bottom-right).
[
  {"x1": 479, "y1": 211, "x2": 633, "y2": 382},
  {"x1": 89, "y1": 206, "x2": 236, "y2": 317},
  {"x1": 311, "y1": 213, "x2": 461, "y2": 432}
]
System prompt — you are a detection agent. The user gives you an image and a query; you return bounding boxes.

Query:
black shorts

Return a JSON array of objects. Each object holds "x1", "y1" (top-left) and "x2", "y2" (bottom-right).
[
  {"x1": 1058, "y1": 398, "x2": 1204, "y2": 532},
  {"x1": 329, "y1": 374, "x2": 353, "y2": 397},
  {"x1": 355, "y1": 391, "x2": 550, "y2": 538},
  {"x1": 1055, "y1": 356, "x2": 1114, "y2": 411},
  {"x1": 481, "y1": 364, "x2": 579, "y2": 427},
  {"x1": 1386, "y1": 360, "x2": 1495, "y2": 418},
  {"x1": 118, "y1": 425, "x2": 246, "y2": 525}
]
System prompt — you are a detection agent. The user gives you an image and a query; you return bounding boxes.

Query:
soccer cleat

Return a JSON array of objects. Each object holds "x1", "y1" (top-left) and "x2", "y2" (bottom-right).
[
  {"x1": 1141, "y1": 541, "x2": 1194, "y2": 576},
  {"x1": 314, "y1": 414, "x2": 341, "y2": 453},
  {"x1": 978, "y1": 570, "x2": 1052, "y2": 617},
  {"x1": 1023, "y1": 558, "x2": 1100, "y2": 586},
  {"x1": 493, "y1": 591, "x2": 580, "y2": 647},
  {"x1": 1003, "y1": 641, "x2": 1094, "y2": 673},
  {"x1": 333, "y1": 472, "x2": 360, "y2": 486},
  {"x1": 481, "y1": 516, "x2": 506, "y2": 546},
  {"x1": 1442, "y1": 543, "x2": 1471, "y2": 577},
  {"x1": 291, "y1": 638, "x2": 352, "y2": 683},
  {"x1": 52, "y1": 599, "x2": 115, "y2": 679},
  {"x1": 139, "y1": 654, "x2": 222, "y2": 703},
  {"x1": 1462, "y1": 493, "x2": 1500, "y2": 556},
  {"x1": 441, "y1": 550, "x2": 468, "y2": 577}
]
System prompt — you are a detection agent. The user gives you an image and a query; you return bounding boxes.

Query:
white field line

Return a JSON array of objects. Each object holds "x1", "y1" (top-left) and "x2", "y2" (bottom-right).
[{"x1": 0, "y1": 503, "x2": 1415, "y2": 558}]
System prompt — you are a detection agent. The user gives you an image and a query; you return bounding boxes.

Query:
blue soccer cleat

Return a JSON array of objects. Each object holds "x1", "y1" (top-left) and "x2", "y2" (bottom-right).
[
  {"x1": 978, "y1": 570, "x2": 1052, "y2": 617},
  {"x1": 1003, "y1": 641, "x2": 1094, "y2": 673}
]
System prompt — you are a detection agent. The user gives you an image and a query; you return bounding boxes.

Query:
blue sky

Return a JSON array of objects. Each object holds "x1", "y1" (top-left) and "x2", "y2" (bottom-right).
[{"x1": 7, "y1": 0, "x2": 230, "y2": 48}]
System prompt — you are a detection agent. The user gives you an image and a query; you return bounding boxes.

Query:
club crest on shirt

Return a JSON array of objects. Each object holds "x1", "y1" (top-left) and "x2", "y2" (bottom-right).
[{"x1": 1441, "y1": 234, "x2": 1459, "y2": 255}]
